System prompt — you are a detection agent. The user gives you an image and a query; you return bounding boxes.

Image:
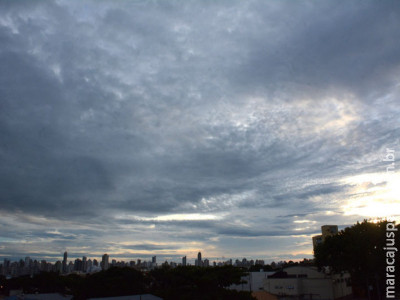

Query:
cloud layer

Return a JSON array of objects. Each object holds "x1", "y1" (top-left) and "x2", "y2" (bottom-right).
[{"x1": 1, "y1": 0, "x2": 399, "y2": 263}]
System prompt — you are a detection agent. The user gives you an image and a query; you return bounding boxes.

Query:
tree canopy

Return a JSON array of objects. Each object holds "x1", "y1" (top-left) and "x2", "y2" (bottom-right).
[
  {"x1": 2, "y1": 266, "x2": 254, "y2": 300},
  {"x1": 150, "y1": 265, "x2": 254, "y2": 299},
  {"x1": 314, "y1": 219, "x2": 400, "y2": 299}
]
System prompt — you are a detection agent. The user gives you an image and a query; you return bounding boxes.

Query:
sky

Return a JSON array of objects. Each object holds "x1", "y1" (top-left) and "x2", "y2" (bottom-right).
[{"x1": 0, "y1": 0, "x2": 400, "y2": 264}]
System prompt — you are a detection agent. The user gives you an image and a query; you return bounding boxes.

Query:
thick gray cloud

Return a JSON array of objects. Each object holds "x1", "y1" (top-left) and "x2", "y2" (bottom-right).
[{"x1": 0, "y1": 0, "x2": 399, "y2": 263}]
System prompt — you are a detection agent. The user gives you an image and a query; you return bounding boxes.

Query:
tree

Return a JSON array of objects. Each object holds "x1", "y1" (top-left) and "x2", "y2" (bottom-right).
[
  {"x1": 314, "y1": 219, "x2": 400, "y2": 299},
  {"x1": 74, "y1": 267, "x2": 147, "y2": 299},
  {"x1": 150, "y1": 265, "x2": 254, "y2": 299}
]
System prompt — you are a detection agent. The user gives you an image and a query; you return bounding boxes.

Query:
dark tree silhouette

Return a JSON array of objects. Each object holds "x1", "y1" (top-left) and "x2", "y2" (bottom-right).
[
  {"x1": 314, "y1": 220, "x2": 400, "y2": 299},
  {"x1": 150, "y1": 265, "x2": 254, "y2": 300}
]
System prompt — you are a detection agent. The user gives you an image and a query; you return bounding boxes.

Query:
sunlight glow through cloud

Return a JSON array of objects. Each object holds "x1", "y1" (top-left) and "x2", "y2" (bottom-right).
[
  {"x1": 0, "y1": 0, "x2": 399, "y2": 262},
  {"x1": 341, "y1": 173, "x2": 400, "y2": 220}
]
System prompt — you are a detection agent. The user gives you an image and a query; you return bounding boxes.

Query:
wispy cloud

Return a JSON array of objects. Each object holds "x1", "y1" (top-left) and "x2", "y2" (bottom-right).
[{"x1": 0, "y1": 0, "x2": 399, "y2": 263}]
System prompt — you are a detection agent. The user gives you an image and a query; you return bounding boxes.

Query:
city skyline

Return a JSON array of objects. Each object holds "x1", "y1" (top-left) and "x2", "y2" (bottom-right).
[
  {"x1": 1, "y1": 1, "x2": 399, "y2": 263},
  {"x1": 1, "y1": 250, "x2": 278, "y2": 279},
  {"x1": 2, "y1": 250, "x2": 285, "y2": 270},
  {"x1": 0, "y1": 250, "x2": 269, "y2": 266}
]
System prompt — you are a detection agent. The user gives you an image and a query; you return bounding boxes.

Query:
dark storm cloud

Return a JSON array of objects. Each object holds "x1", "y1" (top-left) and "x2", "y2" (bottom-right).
[
  {"x1": 0, "y1": 0, "x2": 399, "y2": 261},
  {"x1": 232, "y1": 1, "x2": 400, "y2": 101}
]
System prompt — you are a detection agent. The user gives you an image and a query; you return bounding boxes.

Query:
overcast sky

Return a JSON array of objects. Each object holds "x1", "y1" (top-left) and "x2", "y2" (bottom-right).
[{"x1": 1, "y1": 0, "x2": 399, "y2": 264}]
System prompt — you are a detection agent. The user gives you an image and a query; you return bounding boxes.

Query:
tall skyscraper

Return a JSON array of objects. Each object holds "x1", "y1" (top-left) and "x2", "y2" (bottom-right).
[
  {"x1": 152, "y1": 256, "x2": 157, "y2": 264},
  {"x1": 197, "y1": 252, "x2": 202, "y2": 267},
  {"x1": 62, "y1": 251, "x2": 68, "y2": 273},
  {"x1": 101, "y1": 254, "x2": 109, "y2": 270},
  {"x1": 182, "y1": 256, "x2": 187, "y2": 266},
  {"x1": 82, "y1": 256, "x2": 87, "y2": 272}
]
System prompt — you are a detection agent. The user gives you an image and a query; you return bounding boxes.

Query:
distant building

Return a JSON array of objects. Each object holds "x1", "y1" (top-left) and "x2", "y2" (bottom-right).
[
  {"x1": 312, "y1": 225, "x2": 338, "y2": 251},
  {"x1": 82, "y1": 256, "x2": 87, "y2": 272},
  {"x1": 196, "y1": 252, "x2": 202, "y2": 267},
  {"x1": 62, "y1": 251, "x2": 68, "y2": 274},
  {"x1": 67, "y1": 261, "x2": 74, "y2": 273},
  {"x1": 55, "y1": 261, "x2": 62, "y2": 273},
  {"x1": 312, "y1": 235, "x2": 323, "y2": 249},
  {"x1": 39, "y1": 260, "x2": 47, "y2": 272},
  {"x1": 87, "y1": 259, "x2": 93, "y2": 270},
  {"x1": 25, "y1": 257, "x2": 32, "y2": 267},
  {"x1": 74, "y1": 259, "x2": 83, "y2": 272},
  {"x1": 203, "y1": 259, "x2": 209, "y2": 267},
  {"x1": 151, "y1": 256, "x2": 157, "y2": 268},
  {"x1": 101, "y1": 254, "x2": 109, "y2": 270},
  {"x1": 321, "y1": 225, "x2": 338, "y2": 237},
  {"x1": 2, "y1": 258, "x2": 10, "y2": 276},
  {"x1": 182, "y1": 256, "x2": 187, "y2": 266}
]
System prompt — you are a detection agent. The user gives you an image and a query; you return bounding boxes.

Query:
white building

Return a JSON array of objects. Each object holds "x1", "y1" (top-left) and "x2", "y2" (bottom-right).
[
  {"x1": 229, "y1": 271, "x2": 275, "y2": 292},
  {"x1": 263, "y1": 266, "x2": 352, "y2": 300}
]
